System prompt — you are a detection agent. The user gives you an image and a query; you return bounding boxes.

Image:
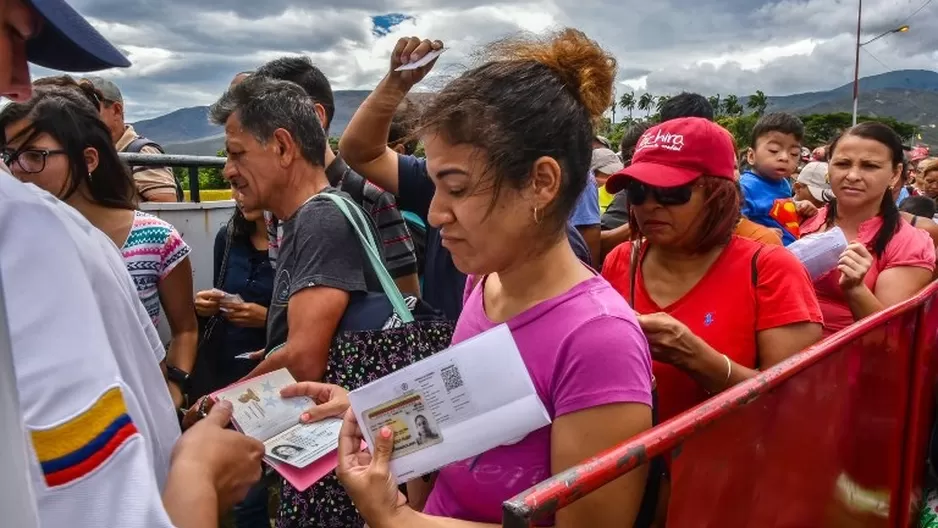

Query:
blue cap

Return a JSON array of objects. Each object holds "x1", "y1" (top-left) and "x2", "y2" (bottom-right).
[{"x1": 26, "y1": 0, "x2": 130, "y2": 72}]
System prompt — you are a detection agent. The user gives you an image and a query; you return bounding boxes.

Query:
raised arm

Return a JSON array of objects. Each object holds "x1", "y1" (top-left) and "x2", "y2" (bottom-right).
[{"x1": 339, "y1": 37, "x2": 443, "y2": 195}]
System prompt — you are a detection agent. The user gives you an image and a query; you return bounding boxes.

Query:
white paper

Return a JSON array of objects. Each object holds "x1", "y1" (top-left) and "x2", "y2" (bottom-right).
[
  {"x1": 394, "y1": 48, "x2": 445, "y2": 71},
  {"x1": 213, "y1": 369, "x2": 341, "y2": 469},
  {"x1": 786, "y1": 227, "x2": 848, "y2": 280},
  {"x1": 348, "y1": 324, "x2": 551, "y2": 483}
]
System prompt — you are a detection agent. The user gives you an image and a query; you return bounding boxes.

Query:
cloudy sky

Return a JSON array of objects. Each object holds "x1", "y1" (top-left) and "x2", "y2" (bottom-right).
[{"x1": 37, "y1": 0, "x2": 938, "y2": 121}]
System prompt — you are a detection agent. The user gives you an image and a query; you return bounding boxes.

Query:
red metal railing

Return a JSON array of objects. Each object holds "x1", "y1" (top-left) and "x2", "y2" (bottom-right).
[{"x1": 502, "y1": 282, "x2": 938, "y2": 527}]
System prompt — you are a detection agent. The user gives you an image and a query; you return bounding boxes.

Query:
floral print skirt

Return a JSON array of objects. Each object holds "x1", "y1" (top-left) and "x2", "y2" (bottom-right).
[{"x1": 276, "y1": 472, "x2": 363, "y2": 528}]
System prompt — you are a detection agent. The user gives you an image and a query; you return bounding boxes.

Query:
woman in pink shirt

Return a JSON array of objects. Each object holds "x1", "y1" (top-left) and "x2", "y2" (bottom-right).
[
  {"x1": 801, "y1": 121, "x2": 935, "y2": 335},
  {"x1": 335, "y1": 31, "x2": 654, "y2": 527}
]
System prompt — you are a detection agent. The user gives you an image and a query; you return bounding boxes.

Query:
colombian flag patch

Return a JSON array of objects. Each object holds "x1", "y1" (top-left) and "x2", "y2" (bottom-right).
[{"x1": 30, "y1": 387, "x2": 138, "y2": 487}]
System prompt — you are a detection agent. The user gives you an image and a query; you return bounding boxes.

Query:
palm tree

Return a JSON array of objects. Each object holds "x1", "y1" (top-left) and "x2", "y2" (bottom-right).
[
  {"x1": 709, "y1": 94, "x2": 721, "y2": 117},
  {"x1": 656, "y1": 95, "x2": 670, "y2": 114},
  {"x1": 747, "y1": 90, "x2": 768, "y2": 116},
  {"x1": 723, "y1": 94, "x2": 743, "y2": 116},
  {"x1": 638, "y1": 92, "x2": 654, "y2": 117},
  {"x1": 619, "y1": 91, "x2": 635, "y2": 121}
]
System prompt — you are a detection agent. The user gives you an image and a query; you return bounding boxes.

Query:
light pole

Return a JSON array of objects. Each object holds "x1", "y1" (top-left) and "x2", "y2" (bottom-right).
[{"x1": 852, "y1": 1, "x2": 910, "y2": 125}]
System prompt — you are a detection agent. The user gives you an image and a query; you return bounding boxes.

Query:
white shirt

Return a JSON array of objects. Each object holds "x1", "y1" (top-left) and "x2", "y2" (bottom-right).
[
  {"x1": 0, "y1": 171, "x2": 181, "y2": 527},
  {"x1": 0, "y1": 279, "x2": 39, "y2": 528}
]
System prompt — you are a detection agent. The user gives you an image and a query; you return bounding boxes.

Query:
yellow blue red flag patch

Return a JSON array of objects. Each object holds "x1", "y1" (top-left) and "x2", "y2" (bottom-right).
[{"x1": 30, "y1": 386, "x2": 138, "y2": 487}]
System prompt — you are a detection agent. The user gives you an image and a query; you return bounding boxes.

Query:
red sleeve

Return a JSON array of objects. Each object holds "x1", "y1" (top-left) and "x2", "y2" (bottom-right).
[
  {"x1": 799, "y1": 206, "x2": 828, "y2": 236},
  {"x1": 754, "y1": 245, "x2": 824, "y2": 331},
  {"x1": 600, "y1": 242, "x2": 632, "y2": 300},
  {"x1": 882, "y1": 222, "x2": 936, "y2": 272}
]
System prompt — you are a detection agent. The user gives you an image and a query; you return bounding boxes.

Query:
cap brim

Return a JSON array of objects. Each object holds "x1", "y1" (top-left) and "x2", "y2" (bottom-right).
[
  {"x1": 27, "y1": 0, "x2": 130, "y2": 72},
  {"x1": 605, "y1": 162, "x2": 702, "y2": 194},
  {"x1": 807, "y1": 185, "x2": 828, "y2": 203}
]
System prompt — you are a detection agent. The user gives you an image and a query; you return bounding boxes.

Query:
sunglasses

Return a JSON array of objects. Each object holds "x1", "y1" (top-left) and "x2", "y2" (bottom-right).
[{"x1": 626, "y1": 180, "x2": 694, "y2": 206}]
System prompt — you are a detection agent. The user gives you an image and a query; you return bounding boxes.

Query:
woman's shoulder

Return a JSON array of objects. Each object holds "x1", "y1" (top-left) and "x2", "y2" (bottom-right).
[
  {"x1": 883, "y1": 219, "x2": 937, "y2": 267},
  {"x1": 559, "y1": 277, "x2": 642, "y2": 331}
]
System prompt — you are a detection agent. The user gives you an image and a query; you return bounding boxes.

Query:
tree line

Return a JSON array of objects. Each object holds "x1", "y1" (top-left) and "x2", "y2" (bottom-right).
[{"x1": 603, "y1": 90, "x2": 918, "y2": 153}]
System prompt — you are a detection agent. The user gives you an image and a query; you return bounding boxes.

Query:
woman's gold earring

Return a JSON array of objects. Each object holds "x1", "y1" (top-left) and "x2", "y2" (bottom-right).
[{"x1": 533, "y1": 206, "x2": 540, "y2": 225}]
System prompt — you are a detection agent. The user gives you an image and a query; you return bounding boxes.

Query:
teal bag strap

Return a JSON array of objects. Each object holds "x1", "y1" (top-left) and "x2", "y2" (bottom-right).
[{"x1": 315, "y1": 193, "x2": 414, "y2": 324}]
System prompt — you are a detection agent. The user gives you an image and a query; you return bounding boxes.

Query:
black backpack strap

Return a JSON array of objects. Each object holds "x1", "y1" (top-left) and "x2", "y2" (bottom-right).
[
  {"x1": 123, "y1": 136, "x2": 184, "y2": 201},
  {"x1": 124, "y1": 136, "x2": 164, "y2": 154},
  {"x1": 125, "y1": 137, "x2": 164, "y2": 175}
]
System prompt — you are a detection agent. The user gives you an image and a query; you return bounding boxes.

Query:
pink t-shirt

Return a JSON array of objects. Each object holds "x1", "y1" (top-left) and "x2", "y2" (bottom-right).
[
  {"x1": 801, "y1": 208, "x2": 935, "y2": 335},
  {"x1": 422, "y1": 275, "x2": 653, "y2": 525}
]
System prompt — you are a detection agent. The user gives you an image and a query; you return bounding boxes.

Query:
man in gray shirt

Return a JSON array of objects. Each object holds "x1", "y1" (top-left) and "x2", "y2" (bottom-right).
[{"x1": 209, "y1": 76, "x2": 381, "y2": 383}]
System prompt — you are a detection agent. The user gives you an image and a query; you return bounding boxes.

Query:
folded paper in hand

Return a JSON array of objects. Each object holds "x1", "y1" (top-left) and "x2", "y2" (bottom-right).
[
  {"x1": 394, "y1": 48, "x2": 445, "y2": 71},
  {"x1": 786, "y1": 227, "x2": 848, "y2": 280},
  {"x1": 348, "y1": 324, "x2": 551, "y2": 484},
  {"x1": 212, "y1": 369, "x2": 341, "y2": 491}
]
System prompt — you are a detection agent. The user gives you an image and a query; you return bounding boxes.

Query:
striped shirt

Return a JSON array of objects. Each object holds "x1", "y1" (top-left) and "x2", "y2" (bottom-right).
[
  {"x1": 121, "y1": 211, "x2": 191, "y2": 326},
  {"x1": 265, "y1": 156, "x2": 418, "y2": 279}
]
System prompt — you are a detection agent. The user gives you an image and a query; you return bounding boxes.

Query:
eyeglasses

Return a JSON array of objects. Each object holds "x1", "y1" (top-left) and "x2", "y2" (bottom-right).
[
  {"x1": 1, "y1": 148, "x2": 67, "y2": 174},
  {"x1": 626, "y1": 180, "x2": 695, "y2": 206}
]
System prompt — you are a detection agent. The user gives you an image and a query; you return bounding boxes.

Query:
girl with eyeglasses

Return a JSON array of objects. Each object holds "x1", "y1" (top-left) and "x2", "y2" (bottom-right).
[
  {"x1": 601, "y1": 117, "x2": 823, "y2": 523},
  {"x1": 0, "y1": 85, "x2": 198, "y2": 410}
]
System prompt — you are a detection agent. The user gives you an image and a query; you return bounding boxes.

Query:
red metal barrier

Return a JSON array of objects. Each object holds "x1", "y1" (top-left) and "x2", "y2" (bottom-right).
[{"x1": 502, "y1": 282, "x2": 938, "y2": 527}]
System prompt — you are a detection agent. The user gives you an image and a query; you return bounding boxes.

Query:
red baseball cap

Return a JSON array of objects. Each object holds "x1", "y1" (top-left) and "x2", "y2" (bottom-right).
[{"x1": 605, "y1": 117, "x2": 736, "y2": 193}]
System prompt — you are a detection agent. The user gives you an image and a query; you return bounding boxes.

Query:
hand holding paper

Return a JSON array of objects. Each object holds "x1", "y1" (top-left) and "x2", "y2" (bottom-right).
[
  {"x1": 336, "y1": 413, "x2": 404, "y2": 525},
  {"x1": 388, "y1": 37, "x2": 444, "y2": 89},
  {"x1": 211, "y1": 369, "x2": 347, "y2": 491},
  {"x1": 347, "y1": 324, "x2": 550, "y2": 483}
]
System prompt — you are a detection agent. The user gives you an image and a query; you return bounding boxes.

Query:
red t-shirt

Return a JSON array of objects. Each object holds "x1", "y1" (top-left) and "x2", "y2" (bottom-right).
[
  {"x1": 801, "y1": 207, "x2": 936, "y2": 336},
  {"x1": 601, "y1": 236, "x2": 823, "y2": 422}
]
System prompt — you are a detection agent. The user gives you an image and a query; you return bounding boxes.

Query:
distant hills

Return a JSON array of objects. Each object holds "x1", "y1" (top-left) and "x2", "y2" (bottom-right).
[
  {"x1": 761, "y1": 69, "x2": 938, "y2": 144},
  {"x1": 134, "y1": 90, "x2": 375, "y2": 156},
  {"x1": 133, "y1": 69, "x2": 938, "y2": 156}
]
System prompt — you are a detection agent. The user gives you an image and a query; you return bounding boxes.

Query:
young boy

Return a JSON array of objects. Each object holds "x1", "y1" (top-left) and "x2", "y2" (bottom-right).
[{"x1": 739, "y1": 113, "x2": 813, "y2": 245}]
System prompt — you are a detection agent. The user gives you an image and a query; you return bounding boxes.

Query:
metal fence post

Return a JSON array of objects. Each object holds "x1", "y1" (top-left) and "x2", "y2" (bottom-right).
[{"x1": 188, "y1": 166, "x2": 201, "y2": 203}]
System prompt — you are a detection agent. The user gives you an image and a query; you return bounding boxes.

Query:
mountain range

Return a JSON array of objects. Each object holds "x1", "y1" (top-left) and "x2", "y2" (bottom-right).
[{"x1": 132, "y1": 69, "x2": 938, "y2": 156}]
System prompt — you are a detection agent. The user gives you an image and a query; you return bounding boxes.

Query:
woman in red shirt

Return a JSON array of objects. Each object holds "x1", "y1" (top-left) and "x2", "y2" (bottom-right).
[
  {"x1": 601, "y1": 118, "x2": 824, "y2": 523},
  {"x1": 602, "y1": 117, "x2": 823, "y2": 422}
]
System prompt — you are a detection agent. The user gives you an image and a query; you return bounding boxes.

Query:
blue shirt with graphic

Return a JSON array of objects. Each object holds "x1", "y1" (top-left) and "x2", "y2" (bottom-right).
[{"x1": 739, "y1": 170, "x2": 799, "y2": 245}]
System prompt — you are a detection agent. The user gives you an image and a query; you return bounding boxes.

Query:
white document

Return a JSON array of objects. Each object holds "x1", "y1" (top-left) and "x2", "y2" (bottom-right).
[
  {"x1": 786, "y1": 226, "x2": 848, "y2": 280},
  {"x1": 213, "y1": 369, "x2": 341, "y2": 469},
  {"x1": 348, "y1": 324, "x2": 551, "y2": 483},
  {"x1": 394, "y1": 48, "x2": 445, "y2": 71}
]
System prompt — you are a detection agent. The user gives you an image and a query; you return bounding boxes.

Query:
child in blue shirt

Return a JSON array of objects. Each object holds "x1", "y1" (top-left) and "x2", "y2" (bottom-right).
[{"x1": 739, "y1": 112, "x2": 816, "y2": 245}]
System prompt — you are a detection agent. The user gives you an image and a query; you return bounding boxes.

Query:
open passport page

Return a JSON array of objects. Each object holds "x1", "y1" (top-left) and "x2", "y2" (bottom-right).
[{"x1": 211, "y1": 368, "x2": 342, "y2": 491}]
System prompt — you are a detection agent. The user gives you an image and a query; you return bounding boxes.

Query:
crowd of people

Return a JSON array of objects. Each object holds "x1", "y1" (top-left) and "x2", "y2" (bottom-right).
[{"x1": 3, "y1": 0, "x2": 938, "y2": 527}]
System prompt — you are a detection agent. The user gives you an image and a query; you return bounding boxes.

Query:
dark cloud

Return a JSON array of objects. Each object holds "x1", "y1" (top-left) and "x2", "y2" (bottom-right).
[{"x1": 38, "y1": 0, "x2": 937, "y2": 120}]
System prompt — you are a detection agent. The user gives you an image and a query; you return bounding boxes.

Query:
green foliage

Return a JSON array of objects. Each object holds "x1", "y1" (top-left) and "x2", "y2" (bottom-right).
[
  {"x1": 606, "y1": 89, "x2": 920, "y2": 153},
  {"x1": 328, "y1": 136, "x2": 340, "y2": 152},
  {"x1": 800, "y1": 112, "x2": 918, "y2": 146},
  {"x1": 175, "y1": 149, "x2": 227, "y2": 191},
  {"x1": 637, "y1": 93, "x2": 654, "y2": 116},
  {"x1": 746, "y1": 90, "x2": 768, "y2": 117},
  {"x1": 722, "y1": 95, "x2": 743, "y2": 117},
  {"x1": 718, "y1": 111, "x2": 919, "y2": 151},
  {"x1": 716, "y1": 114, "x2": 759, "y2": 149},
  {"x1": 619, "y1": 91, "x2": 635, "y2": 120}
]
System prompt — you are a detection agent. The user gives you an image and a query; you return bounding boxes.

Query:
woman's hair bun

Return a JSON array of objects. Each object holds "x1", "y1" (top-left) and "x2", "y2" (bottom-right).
[{"x1": 486, "y1": 28, "x2": 616, "y2": 120}]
